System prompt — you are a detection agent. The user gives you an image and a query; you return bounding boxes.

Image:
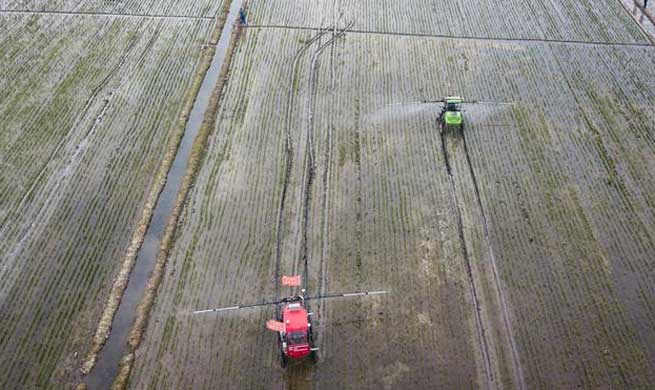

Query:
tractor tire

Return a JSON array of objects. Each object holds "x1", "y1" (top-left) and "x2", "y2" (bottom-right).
[
  {"x1": 279, "y1": 350, "x2": 288, "y2": 368},
  {"x1": 308, "y1": 321, "x2": 318, "y2": 363},
  {"x1": 310, "y1": 349, "x2": 319, "y2": 363},
  {"x1": 277, "y1": 332, "x2": 287, "y2": 368}
]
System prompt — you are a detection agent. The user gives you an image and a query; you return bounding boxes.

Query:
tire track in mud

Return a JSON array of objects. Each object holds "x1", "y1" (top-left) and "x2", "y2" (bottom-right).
[
  {"x1": 441, "y1": 125, "x2": 526, "y2": 390},
  {"x1": 273, "y1": 30, "x2": 327, "y2": 308},
  {"x1": 297, "y1": 24, "x2": 362, "y2": 389},
  {"x1": 297, "y1": 26, "x2": 351, "y2": 294},
  {"x1": 312, "y1": 10, "x2": 346, "y2": 386},
  {"x1": 460, "y1": 130, "x2": 526, "y2": 390},
  {"x1": 316, "y1": 16, "x2": 345, "y2": 355},
  {"x1": 440, "y1": 129, "x2": 495, "y2": 389},
  {"x1": 274, "y1": 23, "x2": 349, "y2": 389},
  {"x1": 295, "y1": 27, "x2": 351, "y2": 369},
  {"x1": 276, "y1": 28, "x2": 330, "y2": 390}
]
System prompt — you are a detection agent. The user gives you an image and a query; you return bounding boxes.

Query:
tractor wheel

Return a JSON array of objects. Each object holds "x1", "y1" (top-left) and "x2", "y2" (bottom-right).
[
  {"x1": 308, "y1": 323, "x2": 318, "y2": 363},
  {"x1": 277, "y1": 333, "x2": 287, "y2": 368},
  {"x1": 279, "y1": 350, "x2": 288, "y2": 368},
  {"x1": 278, "y1": 343, "x2": 288, "y2": 367},
  {"x1": 310, "y1": 349, "x2": 319, "y2": 363}
]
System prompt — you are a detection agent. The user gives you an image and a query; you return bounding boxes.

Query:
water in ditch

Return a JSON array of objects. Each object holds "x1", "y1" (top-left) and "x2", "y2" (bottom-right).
[{"x1": 84, "y1": 0, "x2": 244, "y2": 388}]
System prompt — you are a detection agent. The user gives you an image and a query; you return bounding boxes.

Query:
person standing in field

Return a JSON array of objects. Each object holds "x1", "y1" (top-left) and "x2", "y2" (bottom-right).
[{"x1": 239, "y1": 8, "x2": 247, "y2": 25}]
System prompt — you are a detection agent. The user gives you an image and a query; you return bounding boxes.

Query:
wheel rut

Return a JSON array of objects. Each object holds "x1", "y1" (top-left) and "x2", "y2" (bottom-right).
[
  {"x1": 441, "y1": 129, "x2": 495, "y2": 389},
  {"x1": 441, "y1": 125, "x2": 526, "y2": 390},
  {"x1": 461, "y1": 130, "x2": 526, "y2": 390},
  {"x1": 273, "y1": 29, "x2": 327, "y2": 309}
]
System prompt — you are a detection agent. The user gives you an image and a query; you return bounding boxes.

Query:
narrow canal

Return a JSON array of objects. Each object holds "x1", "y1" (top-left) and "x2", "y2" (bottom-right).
[{"x1": 84, "y1": 0, "x2": 244, "y2": 387}]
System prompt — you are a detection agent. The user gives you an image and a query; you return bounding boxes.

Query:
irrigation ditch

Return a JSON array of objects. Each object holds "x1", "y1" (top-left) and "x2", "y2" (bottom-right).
[{"x1": 79, "y1": 0, "x2": 245, "y2": 388}]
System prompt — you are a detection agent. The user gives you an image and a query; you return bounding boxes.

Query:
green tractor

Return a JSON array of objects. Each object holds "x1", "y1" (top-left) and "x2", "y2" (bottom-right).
[
  {"x1": 439, "y1": 96, "x2": 464, "y2": 132},
  {"x1": 386, "y1": 95, "x2": 513, "y2": 133}
]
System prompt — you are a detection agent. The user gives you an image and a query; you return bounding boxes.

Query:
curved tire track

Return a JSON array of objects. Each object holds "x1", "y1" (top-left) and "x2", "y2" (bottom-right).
[{"x1": 273, "y1": 30, "x2": 327, "y2": 309}]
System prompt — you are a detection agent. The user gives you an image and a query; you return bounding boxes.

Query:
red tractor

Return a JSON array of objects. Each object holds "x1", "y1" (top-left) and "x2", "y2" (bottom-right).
[
  {"x1": 193, "y1": 275, "x2": 386, "y2": 367},
  {"x1": 268, "y1": 295, "x2": 316, "y2": 365}
]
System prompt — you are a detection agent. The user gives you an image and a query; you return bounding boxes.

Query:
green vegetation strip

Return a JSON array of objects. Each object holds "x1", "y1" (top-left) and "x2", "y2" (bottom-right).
[
  {"x1": 111, "y1": 17, "x2": 244, "y2": 390},
  {"x1": 80, "y1": 1, "x2": 232, "y2": 376}
]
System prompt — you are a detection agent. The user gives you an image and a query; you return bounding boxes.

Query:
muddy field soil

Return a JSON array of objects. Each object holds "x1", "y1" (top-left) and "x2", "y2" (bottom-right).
[{"x1": 127, "y1": 0, "x2": 655, "y2": 388}]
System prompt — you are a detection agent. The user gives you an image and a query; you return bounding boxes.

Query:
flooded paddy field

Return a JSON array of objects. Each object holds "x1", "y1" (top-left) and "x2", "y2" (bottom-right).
[{"x1": 1, "y1": 0, "x2": 654, "y2": 389}]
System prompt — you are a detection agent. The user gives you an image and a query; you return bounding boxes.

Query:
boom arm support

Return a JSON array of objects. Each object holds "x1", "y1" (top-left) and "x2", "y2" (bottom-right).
[{"x1": 192, "y1": 291, "x2": 388, "y2": 315}]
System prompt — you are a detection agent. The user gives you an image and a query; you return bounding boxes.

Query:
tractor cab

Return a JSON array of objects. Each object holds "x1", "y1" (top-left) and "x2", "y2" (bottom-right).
[
  {"x1": 281, "y1": 302, "x2": 312, "y2": 359},
  {"x1": 442, "y1": 97, "x2": 464, "y2": 129}
]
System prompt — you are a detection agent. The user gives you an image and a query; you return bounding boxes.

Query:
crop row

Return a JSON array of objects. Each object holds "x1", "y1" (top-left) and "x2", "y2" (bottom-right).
[
  {"x1": 248, "y1": 0, "x2": 648, "y2": 44},
  {"x1": 0, "y1": 14, "x2": 212, "y2": 388},
  {"x1": 3, "y1": 0, "x2": 222, "y2": 17}
]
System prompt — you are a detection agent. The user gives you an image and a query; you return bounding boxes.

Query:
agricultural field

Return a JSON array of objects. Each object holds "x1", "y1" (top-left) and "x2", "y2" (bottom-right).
[
  {"x1": 0, "y1": 1, "x2": 224, "y2": 387},
  {"x1": 125, "y1": 1, "x2": 655, "y2": 390},
  {"x1": 248, "y1": 0, "x2": 647, "y2": 43},
  {"x1": 2, "y1": 0, "x2": 221, "y2": 17},
  {"x1": 2, "y1": 0, "x2": 655, "y2": 390}
]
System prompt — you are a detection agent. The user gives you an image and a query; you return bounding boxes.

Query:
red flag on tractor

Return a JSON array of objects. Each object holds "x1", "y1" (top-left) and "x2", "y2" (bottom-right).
[{"x1": 281, "y1": 275, "x2": 302, "y2": 287}]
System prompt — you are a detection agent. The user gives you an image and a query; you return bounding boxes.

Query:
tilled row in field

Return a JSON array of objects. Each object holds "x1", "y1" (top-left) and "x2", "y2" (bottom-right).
[
  {"x1": 0, "y1": 13, "x2": 212, "y2": 388},
  {"x1": 248, "y1": 0, "x2": 649, "y2": 44},
  {"x1": 3, "y1": 0, "x2": 222, "y2": 17}
]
